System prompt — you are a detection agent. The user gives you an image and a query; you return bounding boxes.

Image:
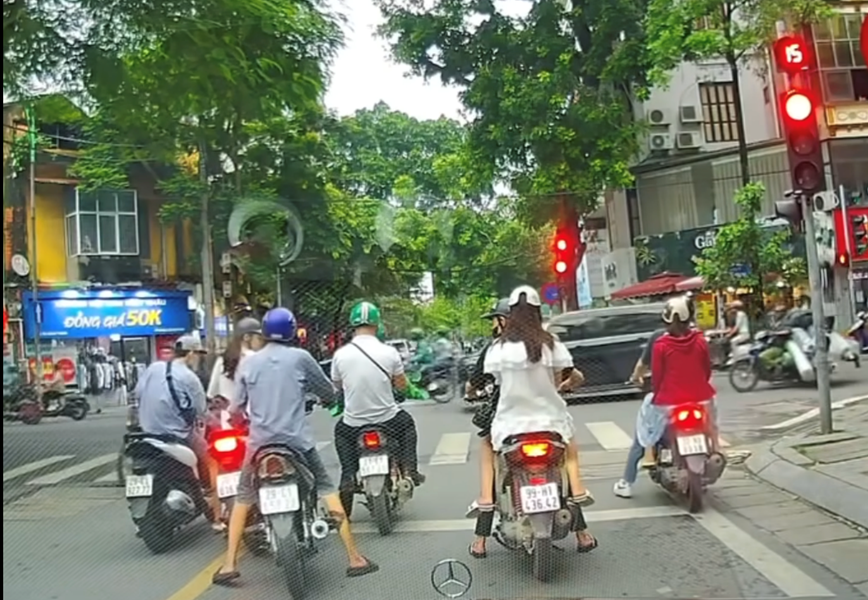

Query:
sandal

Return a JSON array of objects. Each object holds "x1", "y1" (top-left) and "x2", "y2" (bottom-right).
[
  {"x1": 576, "y1": 531, "x2": 599, "y2": 554},
  {"x1": 211, "y1": 568, "x2": 240, "y2": 586},
  {"x1": 568, "y1": 491, "x2": 595, "y2": 508},
  {"x1": 468, "y1": 543, "x2": 487, "y2": 559},
  {"x1": 346, "y1": 557, "x2": 379, "y2": 578}
]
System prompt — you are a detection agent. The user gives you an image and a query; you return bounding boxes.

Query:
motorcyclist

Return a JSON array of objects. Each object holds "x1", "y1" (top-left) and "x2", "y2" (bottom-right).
[
  {"x1": 432, "y1": 328, "x2": 453, "y2": 361},
  {"x1": 206, "y1": 317, "x2": 263, "y2": 413},
  {"x1": 409, "y1": 328, "x2": 434, "y2": 365},
  {"x1": 614, "y1": 297, "x2": 718, "y2": 499},
  {"x1": 630, "y1": 293, "x2": 695, "y2": 386},
  {"x1": 213, "y1": 307, "x2": 378, "y2": 585},
  {"x1": 467, "y1": 286, "x2": 596, "y2": 559},
  {"x1": 134, "y1": 332, "x2": 223, "y2": 530},
  {"x1": 464, "y1": 297, "x2": 509, "y2": 400},
  {"x1": 331, "y1": 302, "x2": 425, "y2": 517},
  {"x1": 725, "y1": 299, "x2": 751, "y2": 349}
]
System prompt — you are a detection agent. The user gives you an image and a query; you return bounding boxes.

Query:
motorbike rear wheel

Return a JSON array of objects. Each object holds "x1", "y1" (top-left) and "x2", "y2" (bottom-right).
[
  {"x1": 69, "y1": 402, "x2": 88, "y2": 421},
  {"x1": 139, "y1": 515, "x2": 174, "y2": 554},
  {"x1": 729, "y1": 362, "x2": 759, "y2": 393},
  {"x1": 369, "y1": 491, "x2": 394, "y2": 536},
  {"x1": 430, "y1": 378, "x2": 453, "y2": 404},
  {"x1": 532, "y1": 537, "x2": 555, "y2": 582},
  {"x1": 274, "y1": 530, "x2": 307, "y2": 599},
  {"x1": 686, "y1": 471, "x2": 703, "y2": 514}
]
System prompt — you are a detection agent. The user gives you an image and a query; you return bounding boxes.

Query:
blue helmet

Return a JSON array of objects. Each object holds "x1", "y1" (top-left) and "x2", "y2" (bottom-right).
[{"x1": 262, "y1": 307, "x2": 297, "y2": 343}]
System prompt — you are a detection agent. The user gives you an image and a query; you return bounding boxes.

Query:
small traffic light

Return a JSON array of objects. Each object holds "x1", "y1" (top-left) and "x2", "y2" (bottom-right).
[
  {"x1": 837, "y1": 251, "x2": 850, "y2": 268},
  {"x1": 774, "y1": 35, "x2": 811, "y2": 74},
  {"x1": 781, "y1": 88, "x2": 824, "y2": 195},
  {"x1": 853, "y1": 215, "x2": 868, "y2": 258},
  {"x1": 552, "y1": 230, "x2": 575, "y2": 277}
]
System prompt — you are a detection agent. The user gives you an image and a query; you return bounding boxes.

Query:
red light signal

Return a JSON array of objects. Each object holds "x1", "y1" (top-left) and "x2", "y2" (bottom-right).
[
  {"x1": 774, "y1": 35, "x2": 810, "y2": 74},
  {"x1": 552, "y1": 231, "x2": 574, "y2": 277},
  {"x1": 784, "y1": 92, "x2": 812, "y2": 121},
  {"x1": 837, "y1": 252, "x2": 850, "y2": 267},
  {"x1": 781, "y1": 88, "x2": 823, "y2": 194}
]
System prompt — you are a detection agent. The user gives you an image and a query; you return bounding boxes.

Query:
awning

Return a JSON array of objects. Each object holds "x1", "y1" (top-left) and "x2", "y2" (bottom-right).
[
  {"x1": 610, "y1": 271, "x2": 689, "y2": 300},
  {"x1": 676, "y1": 275, "x2": 704, "y2": 292}
]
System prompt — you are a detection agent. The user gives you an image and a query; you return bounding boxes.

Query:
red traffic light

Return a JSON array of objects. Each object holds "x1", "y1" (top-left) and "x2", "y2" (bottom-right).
[
  {"x1": 774, "y1": 35, "x2": 810, "y2": 74},
  {"x1": 555, "y1": 238, "x2": 568, "y2": 251},
  {"x1": 554, "y1": 260, "x2": 568, "y2": 274},
  {"x1": 784, "y1": 91, "x2": 813, "y2": 121},
  {"x1": 837, "y1": 252, "x2": 850, "y2": 267}
]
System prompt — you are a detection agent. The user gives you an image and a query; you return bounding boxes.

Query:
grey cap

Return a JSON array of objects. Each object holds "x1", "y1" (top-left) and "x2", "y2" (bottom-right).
[
  {"x1": 482, "y1": 298, "x2": 510, "y2": 319},
  {"x1": 175, "y1": 332, "x2": 206, "y2": 353},
  {"x1": 235, "y1": 317, "x2": 262, "y2": 336}
]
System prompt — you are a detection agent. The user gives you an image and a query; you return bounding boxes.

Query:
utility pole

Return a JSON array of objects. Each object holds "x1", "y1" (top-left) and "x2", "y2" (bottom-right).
[
  {"x1": 26, "y1": 105, "x2": 43, "y2": 380},
  {"x1": 198, "y1": 141, "x2": 217, "y2": 354},
  {"x1": 800, "y1": 195, "x2": 833, "y2": 434}
]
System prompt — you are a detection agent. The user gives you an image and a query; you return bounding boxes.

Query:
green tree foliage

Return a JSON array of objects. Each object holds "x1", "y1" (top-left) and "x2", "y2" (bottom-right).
[
  {"x1": 645, "y1": 0, "x2": 831, "y2": 184},
  {"x1": 376, "y1": 0, "x2": 651, "y2": 221},
  {"x1": 694, "y1": 183, "x2": 806, "y2": 292}
]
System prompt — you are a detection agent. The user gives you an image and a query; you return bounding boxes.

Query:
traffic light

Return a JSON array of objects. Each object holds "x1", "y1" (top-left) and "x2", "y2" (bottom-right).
[
  {"x1": 837, "y1": 251, "x2": 850, "y2": 268},
  {"x1": 552, "y1": 229, "x2": 575, "y2": 277},
  {"x1": 781, "y1": 87, "x2": 824, "y2": 194},
  {"x1": 853, "y1": 214, "x2": 868, "y2": 259}
]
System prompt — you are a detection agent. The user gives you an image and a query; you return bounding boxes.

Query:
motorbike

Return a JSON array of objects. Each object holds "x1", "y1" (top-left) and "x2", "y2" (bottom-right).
[
  {"x1": 728, "y1": 329, "x2": 811, "y2": 392},
  {"x1": 407, "y1": 358, "x2": 455, "y2": 403},
  {"x1": 489, "y1": 431, "x2": 577, "y2": 582},
  {"x1": 463, "y1": 382, "x2": 493, "y2": 412},
  {"x1": 124, "y1": 432, "x2": 212, "y2": 554},
  {"x1": 3, "y1": 382, "x2": 43, "y2": 425},
  {"x1": 846, "y1": 312, "x2": 867, "y2": 355},
  {"x1": 648, "y1": 403, "x2": 726, "y2": 513},
  {"x1": 41, "y1": 389, "x2": 90, "y2": 421}
]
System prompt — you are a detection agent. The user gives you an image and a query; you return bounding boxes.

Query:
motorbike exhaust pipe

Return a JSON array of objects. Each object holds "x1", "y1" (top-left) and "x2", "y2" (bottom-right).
[
  {"x1": 396, "y1": 478, "x2": 414, "y2": 494},
  {"x1": 310, "y1": 519, "x2": 330, "y2": 540},
  {"x1": 551, "y1": 508, "x2": 573, "y2": 540}
]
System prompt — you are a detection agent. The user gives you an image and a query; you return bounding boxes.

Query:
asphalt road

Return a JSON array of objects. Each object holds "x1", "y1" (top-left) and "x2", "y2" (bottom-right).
[{"x1": 4, "y1": 372, "x2": 868, "y2": 600}]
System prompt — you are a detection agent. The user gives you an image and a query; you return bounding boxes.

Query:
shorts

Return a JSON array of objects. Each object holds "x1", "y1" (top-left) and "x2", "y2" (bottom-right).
[{"x1": 236, "y1": 447, "x2": 336, "y2": 505}]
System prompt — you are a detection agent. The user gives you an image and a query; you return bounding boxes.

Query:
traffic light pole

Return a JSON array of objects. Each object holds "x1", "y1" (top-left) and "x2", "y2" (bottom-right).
[{"x1": 801, "y1": 194, "x2": 833, "y2": 434}]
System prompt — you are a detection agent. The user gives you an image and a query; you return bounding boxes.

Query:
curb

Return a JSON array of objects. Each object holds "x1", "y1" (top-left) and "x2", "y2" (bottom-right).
[
  {"x1": 745, "y1": 435, "x2": 868, "y2": 529},
  {"x1": 761, "y1": 394, "x2": 868, "y2": 431}
]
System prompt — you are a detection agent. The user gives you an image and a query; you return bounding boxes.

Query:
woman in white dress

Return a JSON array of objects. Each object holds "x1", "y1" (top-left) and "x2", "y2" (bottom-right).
[{"x1": 468, "y1": 285, "x2": 597, "y2": 557}]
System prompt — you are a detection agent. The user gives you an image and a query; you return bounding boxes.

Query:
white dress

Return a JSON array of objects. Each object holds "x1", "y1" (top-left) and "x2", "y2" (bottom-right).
[{"x1": 486, "y1": 340, "x2": 575, "y2": 451}]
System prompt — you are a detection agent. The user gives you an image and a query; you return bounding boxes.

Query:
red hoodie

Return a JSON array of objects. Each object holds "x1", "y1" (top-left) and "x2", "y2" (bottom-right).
[{"x1": 651, "y1": 329, "x2": 716, "y2": 406}]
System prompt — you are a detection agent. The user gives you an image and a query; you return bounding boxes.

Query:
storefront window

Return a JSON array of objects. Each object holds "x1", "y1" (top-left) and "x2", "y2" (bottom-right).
[{"x1": 813, "y1": 15, "x2": 868, "y2": 102}]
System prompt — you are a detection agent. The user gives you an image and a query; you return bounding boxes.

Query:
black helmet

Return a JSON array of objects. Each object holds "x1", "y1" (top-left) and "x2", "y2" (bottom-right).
[{"x1": 483, "y1": 298, "x2": 510, "y2": 319}]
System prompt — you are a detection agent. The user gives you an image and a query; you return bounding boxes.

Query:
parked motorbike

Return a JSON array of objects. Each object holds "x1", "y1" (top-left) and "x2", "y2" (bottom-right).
[
  {"x1": 124, "y1": 432, "x2": 212, "y2": 554},
  {"x1": 648, "y1": 403, "x2": 727, "y2": 513},
  {"x1": 490, "y1": 431, "x2": 577, "y2": 582},
  {"x1": 2, "y1": 382, "x2": 43, "y2": 425},
  {"x1": 728, "y1": 329, "x2": 810, "y2": 392}
]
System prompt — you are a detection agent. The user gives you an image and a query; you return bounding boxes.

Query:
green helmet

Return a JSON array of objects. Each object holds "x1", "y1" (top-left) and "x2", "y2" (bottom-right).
[
  {"x1": 409, "y1": 327, "x2": 425, "y2": 341},
  {"x1": 376, "y1": 323, "x2": 386, "y2": 341},
  {"x1": 349, "y1": 301, "x2": 381, "y2": 328},
  {"x1": 436, "y1": 327, "x2": 449, "y2": 338}
]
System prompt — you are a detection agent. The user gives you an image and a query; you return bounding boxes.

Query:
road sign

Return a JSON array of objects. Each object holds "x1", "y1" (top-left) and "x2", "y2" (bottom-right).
[
  {"x1": 541, "y1": 282, "x2": 559, "y2": 305},
  {"x1": 773, "y1": 35, "x2": 811, "y2": 74}
]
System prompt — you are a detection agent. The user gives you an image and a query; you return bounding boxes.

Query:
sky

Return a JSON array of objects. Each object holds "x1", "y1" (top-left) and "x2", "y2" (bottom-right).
[{"x1": 324, "y1": 0, "x2": 466, "y2": 121}]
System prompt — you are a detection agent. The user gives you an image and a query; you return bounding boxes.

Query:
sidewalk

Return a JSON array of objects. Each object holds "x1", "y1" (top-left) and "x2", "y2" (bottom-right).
[{"x1": 746, "y1": 399, "x2": 868, "y2": 529}]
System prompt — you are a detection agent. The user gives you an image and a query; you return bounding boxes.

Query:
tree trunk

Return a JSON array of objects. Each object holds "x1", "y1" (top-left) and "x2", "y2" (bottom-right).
[
  {"x1": 199, "y1": 141, "x2": 218, "y2": 354},
  {"x1": 727, "y1": 54, "x2": 751, "y2": 187}
]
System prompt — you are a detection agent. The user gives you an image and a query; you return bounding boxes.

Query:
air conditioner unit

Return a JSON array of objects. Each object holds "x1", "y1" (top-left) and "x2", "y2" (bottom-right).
[
  {"x1": 676, "y1": 132, "x2": 702, "y2": 149},
  {"x1": 647, "y1": 108, "x2": 671, "y2": 126},
  {"x1": 679, "y1": 105, "x2": 702, "y2": 124},
  {"x1": 649, "y1": 133, "x2": 673, "y2": 151}
]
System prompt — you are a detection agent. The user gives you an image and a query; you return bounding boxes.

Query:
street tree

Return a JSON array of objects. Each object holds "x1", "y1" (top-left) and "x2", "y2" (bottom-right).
[
  {"x1": 645, "y1": 0, "x2": 831, "y2": 185},
  {"x1": 693, "y1": 182, "x2": 807, "y2": 297},
  {"x1": 376, "y1": 0, "x2": 652, "y2": 308}
]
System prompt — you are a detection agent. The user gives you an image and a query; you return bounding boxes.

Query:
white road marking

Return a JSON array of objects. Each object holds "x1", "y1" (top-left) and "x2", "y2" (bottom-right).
[
  {"x1": 27, "y1": 453, "x2": 117, "y2": 486},
  {"x1": 3, "y1": 455, "x2": 75, "y2": 482},
  {"x1": 353, "y1": 506, "x2": 686, "y2": 533},
  {"x1": 719, "y1": 437, "x2": 731, "y2": 448},
  {"x1": 585, "y1": 421, "x2": 633, "y2": 450},
  {"x1": 315, "y1": 441, "x2": 331, "y2": 452},
  {"x1": 762, "y1": 395, "x2": 868, "y2": 430},
  {"x1": 94, "y1": 471, "x2": 119, "y2": 483},
  {"x1": 429, "y1": 432, "x2": 472, "y2": 465},
  {"x1": 693, "y1": 508, "x2": 834, "y2": 597}
]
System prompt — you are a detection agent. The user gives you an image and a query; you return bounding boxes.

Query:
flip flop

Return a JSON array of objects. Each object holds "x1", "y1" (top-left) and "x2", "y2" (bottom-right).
[
  {"x1": 569, "y1": 491, "x2": 596, "y2": 508},
  {"x1": 576, "y1": 532, "x2": 599, "y2": 554},
  {"x1": 346, "y1": 558, "x2": 379, "y2": 578},
  {"x1": 211, "y1": 569, "x2": 240, "y2": 586},
  {"x1": 468, "y1": 544, "x2": 487, "y2": 559}
]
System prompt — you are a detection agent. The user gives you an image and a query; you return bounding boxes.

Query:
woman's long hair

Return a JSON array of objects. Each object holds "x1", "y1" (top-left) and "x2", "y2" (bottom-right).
[
  {"x1": 221, "y1": 335, "x2": 245, "y2": 380},
  {"x1": 500, "y1": 301, "x2": 554, "y2": 363}
]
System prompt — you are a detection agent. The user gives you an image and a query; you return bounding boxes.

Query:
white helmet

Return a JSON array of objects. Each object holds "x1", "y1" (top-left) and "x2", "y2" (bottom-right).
[
  {"x1": 662, "y1": 296, "x2": 691, "y2": 324},
  {"x1": 508, "y1": 285, "x2": 542, "y2": 307}
]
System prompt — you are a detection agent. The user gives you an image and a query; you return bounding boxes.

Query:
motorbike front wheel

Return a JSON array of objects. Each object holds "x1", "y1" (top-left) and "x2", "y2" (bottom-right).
[
  {"x1": 728, "y1": 362, "x2": 759, "y2": 393},
  {"x1": 274, "y1": 530, "x2": 307, "y2": 599},
  {"x1": 368, "y1": 491, "x2": 394, "y2": 536},
  {"x1": 68, "y1": 402, "x2": 88, "y2": 421},
  {"x1": 532, "y1": 537, "x2": 555, "y2": 582},
  {"x1": 430, "y1": 378, "x2": 453, "y2": 404}
]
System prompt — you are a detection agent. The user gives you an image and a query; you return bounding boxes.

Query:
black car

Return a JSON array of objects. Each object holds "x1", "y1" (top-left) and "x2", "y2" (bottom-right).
[{"x1": 546, "y1": 303, "x2": 665, "y2": 402}]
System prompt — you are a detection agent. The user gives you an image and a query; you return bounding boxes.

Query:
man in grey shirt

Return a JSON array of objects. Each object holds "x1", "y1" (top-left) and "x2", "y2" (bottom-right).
[
  {"x1": 135, "y1": 332, "x2": 221, "y2": 527},
  {"x1": 214, "y1": 307, "x2": 378, "y2": 585}
]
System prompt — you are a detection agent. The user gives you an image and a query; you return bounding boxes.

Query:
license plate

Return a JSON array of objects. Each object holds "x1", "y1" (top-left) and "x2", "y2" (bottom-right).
[
  {"x1": 216, "y1": 471, "x2": 241, "y2": 499},
  {"x1": 676, "y1": 434, "x2": 708, "y2": 456},
  {"x1": 125, "y1": 474, "x2": 154, "y2": 498},
  {"x1": 519, "y1": 482, "x2": 561, "y2": 514},
  {"x1": 359, "y1": 455, "x2": 390, "y2": 477},
  {"x1": 258, "y1": 484, "x2": 300, "y2": 515}
]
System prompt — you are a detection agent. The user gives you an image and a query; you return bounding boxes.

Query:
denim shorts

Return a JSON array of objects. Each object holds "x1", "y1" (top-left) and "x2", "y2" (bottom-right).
[{"x1": 236, "y1": 447, "x2": 336, "y2": 505}]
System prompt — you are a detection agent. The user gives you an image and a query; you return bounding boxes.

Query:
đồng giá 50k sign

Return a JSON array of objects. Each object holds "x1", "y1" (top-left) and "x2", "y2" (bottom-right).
[{"x1": 22, "y1": 289, "x2": 192, "y2": 340}]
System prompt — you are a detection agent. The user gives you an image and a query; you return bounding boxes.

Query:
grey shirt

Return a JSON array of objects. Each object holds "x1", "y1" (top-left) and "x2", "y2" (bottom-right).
[
  {"x1": 234, "y1": 343, "x2": 335, "y2": 454},
  {"x1": 640, "y1": 328, "x2": 668, "y2": 369},
  {"x1": 136, "y1": 359, "x2": 207, "y2": 440}
]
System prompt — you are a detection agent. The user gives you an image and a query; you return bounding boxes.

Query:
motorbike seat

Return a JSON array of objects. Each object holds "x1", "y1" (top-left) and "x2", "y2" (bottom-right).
[
  {"x1": 127, "y1": 434, "x2": 198, "y2": 469},
  {"x1": 253, "y1": 444, "x2": 316, "y2": 487}
]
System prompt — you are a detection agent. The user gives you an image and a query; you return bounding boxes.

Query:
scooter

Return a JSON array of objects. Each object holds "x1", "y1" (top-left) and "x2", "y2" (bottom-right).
[{"x1": 846, "y1": 311, "x2": 867, "y2": 355}]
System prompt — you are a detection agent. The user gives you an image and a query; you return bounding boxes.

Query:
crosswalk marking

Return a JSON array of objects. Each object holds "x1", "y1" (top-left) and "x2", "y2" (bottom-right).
[
  {"x1": 27, "y1": 453, "x2": 117, "y2": 486},
  {"x1": 585, "y1": 421, "x2": 634, "y2": 450},
  {"x1": 3, "y1": 455, "x2": 76, "y2": 482},
  {"x1": 429, "y1": 432, "x2": 471, "y2": 465},
  {"x1": 94, "y1": 471, "x2": 119, "y2": 484}
]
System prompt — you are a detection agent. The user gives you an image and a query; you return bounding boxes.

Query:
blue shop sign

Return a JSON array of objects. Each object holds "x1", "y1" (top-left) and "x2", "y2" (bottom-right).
[{"x1": 23, "y1": 289, "x2": 192, "y2": 340}]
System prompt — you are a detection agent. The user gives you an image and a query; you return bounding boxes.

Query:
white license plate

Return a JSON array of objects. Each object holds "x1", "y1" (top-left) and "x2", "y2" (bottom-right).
[
  {"x1": 216, "y1": 471, "x2": 241, "y2": 499},
  {"x1": 519, "y1": 482, "x2": 561, "y2": 514},
  {"x1": 676, "y1": 434, "x2": 708, "y2": 456},
  {"x1": 258, "y1": 484, "x2": 300, "y2": 515},
  {"x1": 125, "y1": 474, "x2": 154, "y2": 498},
  {"x1": 359, "y1": 455, "x2": 390, "y2": 477}
]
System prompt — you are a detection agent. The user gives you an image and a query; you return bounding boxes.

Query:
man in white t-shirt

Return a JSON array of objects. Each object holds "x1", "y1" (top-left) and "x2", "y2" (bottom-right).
[
  {"x1": 330, "y1": 301, "x2": 425, "y2": 516},
  {"x1": 726, "y1": 300, "x2": 751, "y2": 346}
]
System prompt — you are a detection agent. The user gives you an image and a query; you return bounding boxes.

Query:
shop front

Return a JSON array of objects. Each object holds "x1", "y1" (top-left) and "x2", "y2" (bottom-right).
[{"x1": 21, "y1": 289, "x2": 193, "y2": 395}]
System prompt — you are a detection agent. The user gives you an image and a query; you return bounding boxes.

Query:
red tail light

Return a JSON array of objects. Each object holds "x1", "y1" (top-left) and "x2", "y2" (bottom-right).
[
  {"x1": 213, "y1": 436, "x2": 238, "y2": 453},
  {"x1": 674, "y1": 404, "x2": 705, "y2": 430},
  {"x1": 520, "y1": 442, "x2": 550, "y2": 458},
  {"x1": 362, "y1": 431, "x2": 382, "y2": 449}
]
